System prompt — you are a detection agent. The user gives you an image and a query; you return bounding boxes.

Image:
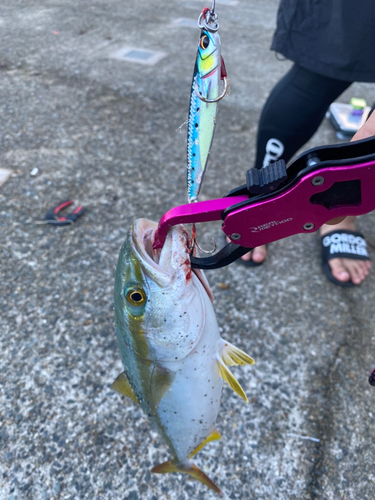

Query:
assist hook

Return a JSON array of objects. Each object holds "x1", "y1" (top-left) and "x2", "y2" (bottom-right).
[
  {"x1": 190, "y1": 223, "x2": 217, "y2": 255},
  {"x1": 194, "y1": 76, "x2": 228, "y2": 103},
  {"x1": 198, "y1": 2, "x2": 219, "y2": 32},
  {"x1": 194, "y1": 54, "x2": 229, "y2": 103}
]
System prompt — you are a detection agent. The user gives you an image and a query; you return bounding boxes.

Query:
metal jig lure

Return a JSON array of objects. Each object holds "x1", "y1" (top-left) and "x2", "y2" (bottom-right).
[{"x1": 187, "y1": 2, "x2": 228, "y2": 253}]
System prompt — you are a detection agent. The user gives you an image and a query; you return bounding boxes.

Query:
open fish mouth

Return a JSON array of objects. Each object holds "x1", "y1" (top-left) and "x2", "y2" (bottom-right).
[{"x1": 131, "y1": 219, "x2": 214, "y2": 301}]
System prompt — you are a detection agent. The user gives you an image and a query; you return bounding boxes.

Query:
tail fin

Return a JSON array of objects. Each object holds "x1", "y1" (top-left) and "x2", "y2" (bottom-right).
[{"x1": 151, "y1": 460, "x2": 221, "y2": 494}]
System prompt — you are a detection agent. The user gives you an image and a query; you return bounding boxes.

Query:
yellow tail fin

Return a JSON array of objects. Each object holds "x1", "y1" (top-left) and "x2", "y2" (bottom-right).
[{"x1": 151, "y1": 460, "x2": 221, "y2": 494}]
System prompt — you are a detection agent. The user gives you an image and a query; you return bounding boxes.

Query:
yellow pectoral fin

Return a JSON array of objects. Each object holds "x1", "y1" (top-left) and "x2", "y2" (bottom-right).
[
  {"x1": 111, "y1": 372, "x2": 138, "y2": 405},
  {"x1": 217, "y1": 356, "x2": 248, "y2": 403},
  {"x1": 151, "y1": 460, "x2": 221, "y2": 494},
  {"x1": 221, "y1": 340, "x2": 255, "y2": 367},
  {"x1": 188, "y1": 429, "x2": 222, "y2": 459},
  {"x1": 151, "y1": 364, "x2": 175, "y2": 408}
]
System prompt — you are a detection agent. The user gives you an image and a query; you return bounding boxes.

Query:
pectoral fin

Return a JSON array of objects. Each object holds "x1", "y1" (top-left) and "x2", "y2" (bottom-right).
[
  {"x1": 152, "y1": 460, "x2": 221, "y2": 494},
  {"x1": 111, "y1": 372, "x2": 138, "y2": 405},
  {"x1": 189, "y1": 429, "x2": 222, "y2": 459},
  {"x1": 151, "y1": 364, "x2": 175, "y2": 408}
]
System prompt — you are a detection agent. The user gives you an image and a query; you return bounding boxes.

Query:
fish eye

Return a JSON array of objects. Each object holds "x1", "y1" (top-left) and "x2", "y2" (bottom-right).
[
  {"x1": 200, "y1": 35, "x2": 209, "y2": 50},
  {"x1": 125, "y1": 287, "x2": 146, "y2": 306}
]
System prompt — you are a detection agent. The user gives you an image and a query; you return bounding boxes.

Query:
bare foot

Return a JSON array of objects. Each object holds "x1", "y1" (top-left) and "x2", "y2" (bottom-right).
[
  {"x1": 226, "y1": 237, "x2": 267, "y2": 264},
  {"x1": 241, "y1": 245, "x2": 267, "y2": 264},
  {"x1": 320, "y1": 217, "x2": 371, "y2": 285}
]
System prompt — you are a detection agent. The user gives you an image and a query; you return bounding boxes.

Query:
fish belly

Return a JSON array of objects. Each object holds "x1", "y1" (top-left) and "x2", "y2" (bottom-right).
[
  {"x1": 157, "y1": 350, "x2": 222, "y2": 463},
  {"x1": 155, "y1": 283, "x2": 223, "y2": 462}
]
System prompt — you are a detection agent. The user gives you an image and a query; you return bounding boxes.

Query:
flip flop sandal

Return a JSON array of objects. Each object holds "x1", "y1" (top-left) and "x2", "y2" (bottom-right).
[
  {"x1": 222, "y1": 234, "x2": 265, "y2": 267},
  {"x1": 321, "y1": 229, "x2": 370, "y2": 287}
]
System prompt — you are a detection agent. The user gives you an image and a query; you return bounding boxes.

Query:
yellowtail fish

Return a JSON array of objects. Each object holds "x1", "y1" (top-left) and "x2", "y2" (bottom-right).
[
  {"x1": 113, "y1": 219, "x2": 254, "y2": 494},
  {"x1": 187, "y1": 19, "x2": 227, "y2": 203}
]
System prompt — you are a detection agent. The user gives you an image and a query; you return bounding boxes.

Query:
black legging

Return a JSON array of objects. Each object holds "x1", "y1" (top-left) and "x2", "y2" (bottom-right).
[{"x1": 254, "y1": 64, "x2": 352, "y2": 169}]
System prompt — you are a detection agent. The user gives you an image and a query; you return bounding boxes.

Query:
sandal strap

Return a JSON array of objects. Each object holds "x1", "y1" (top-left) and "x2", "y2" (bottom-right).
[{"x1": 321, "y1": 230, "x2": 370, "y2": 261}]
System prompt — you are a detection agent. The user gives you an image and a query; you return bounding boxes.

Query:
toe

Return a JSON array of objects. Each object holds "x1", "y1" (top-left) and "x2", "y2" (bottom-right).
[
  {"x1": 348, "y1": 260, "x2": 370, "y2": 284},
  {"x1": 329, "y1": 258, "x2": 351, "y2": 284},
  {"x1": 329, "y1": 258, "x2": 371, "y2": 285},
  {"x1": 251, "y1": 245, "x2": 267, "y2": 264},
  {"x1": 348, "y1": 263, "x2": 362, "y2": 284},
  {"x1": 241, "y1": 251, "x2": 252, "y2": 262}
]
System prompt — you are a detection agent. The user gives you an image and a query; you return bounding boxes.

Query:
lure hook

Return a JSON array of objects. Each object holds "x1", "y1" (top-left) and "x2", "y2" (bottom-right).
[
  {"x1": 194, "y1": 236, "x2": 217, "y2": 254},
  {"x1": 194, "y1": 76, "x2": 229, "y2": 103},
  {"x1": 190, "y1": 223, "x2": 217, "y2": 255},
  {"x1": 198, "y1": 5, "x2": 219, "y2": 32}
]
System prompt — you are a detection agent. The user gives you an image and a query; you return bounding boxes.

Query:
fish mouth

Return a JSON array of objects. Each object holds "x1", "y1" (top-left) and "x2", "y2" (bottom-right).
[
  {"x1": 130, "y1": 219, "x2": 168, "y2": 286},
  {"x1": 131, "y1": 219, "x2": 214, "y2": 301}
]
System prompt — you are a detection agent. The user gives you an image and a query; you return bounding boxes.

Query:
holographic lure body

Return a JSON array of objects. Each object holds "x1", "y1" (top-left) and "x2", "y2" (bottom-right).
[{"x1": 187, "y1": 28, "x2": 223, "y2": 203}]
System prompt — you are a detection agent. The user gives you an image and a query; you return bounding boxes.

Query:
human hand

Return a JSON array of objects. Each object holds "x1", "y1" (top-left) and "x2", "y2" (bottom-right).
[{"x1": 351, "y1": 109, "x2": 375, "y2": 142}]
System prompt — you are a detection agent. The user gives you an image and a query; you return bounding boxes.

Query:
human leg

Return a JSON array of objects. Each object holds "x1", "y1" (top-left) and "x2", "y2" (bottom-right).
[
  {"x1": 243, "y1": 65, "x2": 353, "y2": 265},
  {"x1": 254, "y1": 64, "x2": 351, "y2": 169}
]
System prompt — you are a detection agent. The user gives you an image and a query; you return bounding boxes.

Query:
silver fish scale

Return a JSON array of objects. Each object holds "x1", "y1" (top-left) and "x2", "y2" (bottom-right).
[{"x1": 114, "y1": 222, "x2": 224, "y2": 462}]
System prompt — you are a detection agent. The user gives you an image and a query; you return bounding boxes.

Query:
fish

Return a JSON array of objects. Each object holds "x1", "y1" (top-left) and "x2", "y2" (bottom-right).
[
  {"x1": 113, "y1": 219, "x2": 254, "y2": 493},
  {"x1": 187, "y1": 26, "x2": 227, "y2": 203}
]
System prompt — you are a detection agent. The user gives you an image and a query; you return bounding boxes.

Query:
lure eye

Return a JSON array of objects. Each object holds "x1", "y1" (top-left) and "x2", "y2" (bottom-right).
[
  {"x1": 200, "y1": 35, "x2": 209, "y2": 50},
  {"x1": 126, "y1": 287, "x2": 146, "y2": 307}
]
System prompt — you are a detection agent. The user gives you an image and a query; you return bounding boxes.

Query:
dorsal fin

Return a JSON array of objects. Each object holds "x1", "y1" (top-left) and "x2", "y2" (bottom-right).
[
  {"x1": 111, "y1": 372, "x2": 138, "y2": 404},
  {"x1": 189, "y1": 429, "x2": 222, "y2": 459},
  {"x1": 221, "y1": 340, "x2": 255, "y2": 367},
  {"x1": 217, "y1": 340, "x2": 254, "y2": 402}
]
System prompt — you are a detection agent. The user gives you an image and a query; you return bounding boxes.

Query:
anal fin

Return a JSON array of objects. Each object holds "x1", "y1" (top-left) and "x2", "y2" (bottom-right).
[
  {"x1": 217, "y1": 357, "x2": 248, "y2": 402},
  {"x1": 189, "y1": 429, "x2": 222, "y2": 459},
  {"x1": 151, "y1": 460, "x2": 221, "y2": 494},
  {"x1": 111, "y1": 372, "x2": 138, "y2": 405}
]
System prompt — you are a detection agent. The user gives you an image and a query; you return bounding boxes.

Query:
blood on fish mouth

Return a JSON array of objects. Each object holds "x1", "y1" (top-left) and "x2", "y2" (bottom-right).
[{"x1": 135, "y1": 220, "x2": 214, "y2": 302}]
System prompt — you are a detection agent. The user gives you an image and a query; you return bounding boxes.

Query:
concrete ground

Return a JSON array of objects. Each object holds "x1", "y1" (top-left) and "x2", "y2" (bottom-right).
[{"x1": 1, "y1": 1, "x2": 375, "y2": 499}]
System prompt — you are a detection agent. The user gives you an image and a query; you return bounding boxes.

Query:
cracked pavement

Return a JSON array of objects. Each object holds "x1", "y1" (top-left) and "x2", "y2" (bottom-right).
[{"x1": 1, "y1": 1, "x2": 375, "y2": 499}]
